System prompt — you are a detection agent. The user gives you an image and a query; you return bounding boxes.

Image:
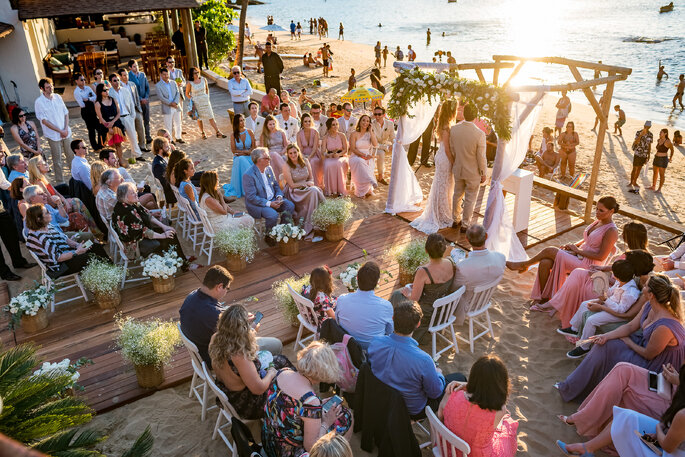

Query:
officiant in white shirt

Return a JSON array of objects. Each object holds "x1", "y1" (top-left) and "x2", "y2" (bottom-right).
[{"x1": 275, "y1": 103, "x2": 299, "y2": 144}]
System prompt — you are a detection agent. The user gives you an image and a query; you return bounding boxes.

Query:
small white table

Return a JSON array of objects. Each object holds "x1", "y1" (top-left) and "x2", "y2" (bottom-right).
[{"x1": 502, "y1": 169, "x2": 534, "y2": 233}]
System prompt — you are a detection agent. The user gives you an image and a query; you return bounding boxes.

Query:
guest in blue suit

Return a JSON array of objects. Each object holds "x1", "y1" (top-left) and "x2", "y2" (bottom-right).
[{"x1": 243, "y1": 147, "x2": 294, "y2": 245}]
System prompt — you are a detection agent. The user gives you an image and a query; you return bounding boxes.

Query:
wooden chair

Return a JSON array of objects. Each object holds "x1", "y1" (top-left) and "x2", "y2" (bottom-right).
[
  {"x1": 178, "y1": 324, "x2": 217, "y2": 421},
  {"x1": 286, "y1": 283, "x2": 319, "y2": 349},
  {"x1": 426, "y1": 285, "x2": 466, "y2": 360},
  {"x1": 455, "y1": 277, "x2": 501, "y2": 353},
  {"x1": 425, "y1": 406, "x2": 471, "y2": 456}
]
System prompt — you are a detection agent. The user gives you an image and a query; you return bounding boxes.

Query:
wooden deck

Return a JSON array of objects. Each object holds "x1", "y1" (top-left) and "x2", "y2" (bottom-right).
[
  {"x1": 1, "y1": 213, "x2": 424, "y2": 413},
  {"x1": 397, "y1": 185, "x2": 585, "y2": 249}
]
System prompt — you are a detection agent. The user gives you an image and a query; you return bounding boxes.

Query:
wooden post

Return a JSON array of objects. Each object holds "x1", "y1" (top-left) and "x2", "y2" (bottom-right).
[
  {"x1": 162, "y1": 10, "x2": 171, "y2": 37},
  {"x1": 474, "y1": 68, "x2": 486, "y2": 83},
  {"x1": 180, "y1": 9, "x2": 198, "y2": 69},
  {"x1": 568, "y1": 65, "x2": 606, "y2": 124},
  {"x1": 584, "y1": 72, "x2": 615, "y2": 222},
  {"x1": 503, "y1": 61, "x2": 526, "y2": 87},
  {"x1": 170, "y1": 10, "x2": 179, "y2": 31},
  {"x1": 236, "y1": 0, "x2": 249, "y2": 69}
]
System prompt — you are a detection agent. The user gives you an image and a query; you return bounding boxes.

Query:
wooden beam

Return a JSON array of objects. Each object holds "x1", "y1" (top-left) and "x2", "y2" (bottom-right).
[
  {"x1": 492, "y1": 55, "x2": 632, "y2": 75},
  {"x1": 180, "y1": 9, "x2": 198, "y2": 69},
  {"x1": 475, "y1": 68, "x2": 486, "y2": 83},
  {"x1": 517, "y1": 91, "x2": 545, "y2": 125},
  {"x1": 511, "y1": 74, "x2": 628, "y2": 93},
  {"x1": 493, "y1": 67, "x2": 500, "y2": 86},
  {"x1": 568, "y1": 65, "x2": 606, "y2": 124},
  {"x1": 394, "y1": 62, "x2": 515, "y2": 72},
  {"x1": 503, "y1": 61, "x2": 526, "y2": 87}
]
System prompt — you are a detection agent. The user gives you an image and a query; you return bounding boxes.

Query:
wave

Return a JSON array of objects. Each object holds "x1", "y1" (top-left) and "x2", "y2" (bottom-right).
[{"x1": 622, "y1": 36, "x2": 677, "y2": 43}]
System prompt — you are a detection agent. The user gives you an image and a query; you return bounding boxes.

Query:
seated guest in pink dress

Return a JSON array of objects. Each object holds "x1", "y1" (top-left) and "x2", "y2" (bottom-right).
[
  {"x1": 543, "y1": 222, "x2": 648, "y2": 324},
  {"x1": 282, "y1": 144, "x2": 325, "y2": 235},
  {"x1": 437, "y1": 355, "x2": 518, "y2": 457},
  {"x1": 507, "y1": 196, "x2": 620, "y2": 307},
  {"x1": 321, "y1": 117, "x2": 349, "y2": 197},
  {"x1": 301, "y1": 266, "x2": 337, "y2": 327}
]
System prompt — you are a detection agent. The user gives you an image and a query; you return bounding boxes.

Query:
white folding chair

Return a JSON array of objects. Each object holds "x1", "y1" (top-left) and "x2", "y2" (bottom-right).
[
  {"x1": 170, "y1": 185, "x2": 189, "y2": 236},
  {"x1": 456, "y1": 277, "x2": 501, "y2": 353},
  {"x1": 147, "y1": 163, "x2": 178, "y2": 224},
  {"x1": 178, "y1": 324, "x2": 216, "y2": 421},
  {"x1": 427, "y1": 286, "x2": 466, "y2": 361},
  {"x1": 286, "y1": 283, "x2": 320, "y2": 349},
  {"x1": 107, "y1": 220, "x2": 147, "y2": 288},
  {"x1": 425, "y1": 406, "x2": 471, "y2": 456},
  {"x1": 26, "y1": 249, "x2": 88, "y2": 313},
  {"x1": 196, "y1": 207, "x2": 216, "y2": 265}
]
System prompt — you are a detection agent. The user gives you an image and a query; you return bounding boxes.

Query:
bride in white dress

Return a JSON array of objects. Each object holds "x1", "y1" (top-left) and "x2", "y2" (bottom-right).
[{"x1": 410, "y1": 101, "x2": 457, "y2": 234}]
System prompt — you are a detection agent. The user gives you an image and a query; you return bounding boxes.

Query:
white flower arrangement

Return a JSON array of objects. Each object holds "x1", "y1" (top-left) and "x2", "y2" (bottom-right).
[
  {"x1": 270, "y1": 223, "x2": 305, "y2": 243},
  {"x1": 339, "y1": 262, "x2": 361, "y2": 291},
  {"x1": 32, "y1": 357, "x2": 93, "y2": 391},
  {"x1": 81, "y1": 258, "x2": 126, "y2": 297},
  {"x1": 5, "y1": 283, "x2": 54, "y2": 328},
  {"x1": 215, "y1": 227, "x2": 258, "y2": 262},
  {"x1": 116, "y1": 315, "x2": 181, "y2": 367},
  {"x1": 311, "y1": 198, "x2": 356, "y2": 230},
  {"x1": 141, "y1": 248, "x2": 183, "y2": 279},
  {"x1": 271, "y1": 274, "x2": 311, "y2": 325}
]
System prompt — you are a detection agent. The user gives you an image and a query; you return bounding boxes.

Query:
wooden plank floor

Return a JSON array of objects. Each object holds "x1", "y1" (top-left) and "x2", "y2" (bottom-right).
[{"x1": 397, "y1": 186, "x2": 585, "y2": 249}]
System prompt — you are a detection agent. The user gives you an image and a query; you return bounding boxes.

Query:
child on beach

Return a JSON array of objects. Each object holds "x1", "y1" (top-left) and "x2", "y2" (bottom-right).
[
  {"x1": 382, "y1": 46, "x2": 389, "y2": 67},
  {"x1": 613, "y1": 105, "x2": 626, "y2": 135},
  {"x1": 557, "y1": 259, "x2": 640, "y2": 359},
  {"x1": 674, "y1": 130, "x2": 682, "y2": 145}
]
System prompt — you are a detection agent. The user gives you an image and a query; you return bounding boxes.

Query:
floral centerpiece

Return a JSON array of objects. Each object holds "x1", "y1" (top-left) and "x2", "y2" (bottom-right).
[
  {"x1": 81, "y1": 258, "x2": 126, "y2": 309},
  {"x1": 32, "y1": 357, "x2": 93, "y2": 394},
  {"x1": 339, "y1": 256, "x2": 393, "y2": 292},
  {"x1": 215, "y1": 227, "x2": 258, "y2": 272},
  {"x1": 5, "y1": 283, "x2": 54, "y2": 333},
  {"x1": 311, "y1": 198, "x2": 356, "y2": 241},
  {"x1": 272, "y1": 274, "x2": 311, "y2": 326},
  {"x1": 389, "y1": 238, "x2": 429, "y2": 286},
  {"x1": 116, "y1": 315, "x2": 181, "y2": 388},
  {"x1": 270, "y1": 222, "x2": 306, "y2": 256},
  {"x1": 141, "y1": 248, "x2": 183, "y2": 293}
]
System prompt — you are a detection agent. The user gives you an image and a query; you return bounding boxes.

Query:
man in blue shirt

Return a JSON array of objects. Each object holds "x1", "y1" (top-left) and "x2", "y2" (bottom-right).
[
  {"x1": 368, "y1": 302, "x2": 466, "y2": 419},
  {"x1": 335, "y1": 261, "x2": 393, "y2": 349},
  {"x1": 127, "y1": 59, "x2": 152, "y2": 144}
]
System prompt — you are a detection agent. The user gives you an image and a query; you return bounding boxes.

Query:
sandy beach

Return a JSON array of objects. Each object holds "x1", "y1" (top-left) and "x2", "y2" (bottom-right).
[{"x1": 7, "y1": 24, "x2": 684, "y2": 457}]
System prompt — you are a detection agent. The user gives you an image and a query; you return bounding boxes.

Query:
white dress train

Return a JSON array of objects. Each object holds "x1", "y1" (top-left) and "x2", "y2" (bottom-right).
[{"x1": 410, "y1": 142, "x2": 454, "y2": 234}]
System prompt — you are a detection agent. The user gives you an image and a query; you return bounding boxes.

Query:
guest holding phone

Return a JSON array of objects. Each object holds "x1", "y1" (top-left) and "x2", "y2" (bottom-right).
[{"x1": 199, "y1": 171, "x2": 254, "y2": 231}]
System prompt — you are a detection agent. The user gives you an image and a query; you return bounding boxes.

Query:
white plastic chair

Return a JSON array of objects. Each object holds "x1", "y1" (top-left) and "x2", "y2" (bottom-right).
[
  {"x1": 104, "y1": 218, "x2": 146, "y2": 288},
  {"x1": 26, "y1": 249, "x2": 88, "y2": 313},
  {"x1": 170, "y1": 185, "x2": 189, "y2": 236},
  {"x1": 196, "y1": 206, "x2": 216, "y2": 264},
  {"x1": 286, "y1": 283, "x2": 319, "y2": 349},
  {"x1": 455, "y1": 277, "x2": 501, "y2": 353},
  {"x1": 427, "y1": 286, "x2": 466, "y2": 361},
  {"x1": 425, "y1": 406, "x2": 471, "y2": 456},
  {"x1": 178, "y1": 324, "x2": 216, "y2": 421}
]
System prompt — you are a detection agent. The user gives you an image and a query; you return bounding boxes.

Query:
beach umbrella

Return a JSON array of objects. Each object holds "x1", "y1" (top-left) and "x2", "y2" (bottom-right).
[
  {"x1": 340, "y1": 87, "x2": 385, "y2": 103},
  {"x1": 260, "y1": 24, "x2": 286, "y2": 32}
]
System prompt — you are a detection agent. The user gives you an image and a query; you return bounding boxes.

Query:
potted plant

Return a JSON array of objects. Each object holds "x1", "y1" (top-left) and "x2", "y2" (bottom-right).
[
  {"x1": 270, "y1": 222, "x2": 306, "y2": 256},
  {"x1": 311, "y1": 198, "x2": 356, "y2": 241},
  {"x1": 215, "y1": 227, "x2": 258, "y2": 272},
  {"x1": 32, "y1": 357, "x2": 93, "y2": 396},
  {"x1": 5, "y1": 284, "x2": 54, "y2": 333},
  {"x1": 339, "y1": 259, "x2": 393, "y2": 292},
  {"x1": 389, "y1": 239, "x2": 429, "y2": 286},
  {"x1": 271, "y1": 274, "x2": 311, "y2": 326},
  {"x1": 81, "y1": 258, "x2": 126, "y2": 309},
  {"x1": 141, "y1": 248, "x2": 184, "y2": 293},
  {"x1": 116, "y1": 315, "x2": 181, "y2": 388}
]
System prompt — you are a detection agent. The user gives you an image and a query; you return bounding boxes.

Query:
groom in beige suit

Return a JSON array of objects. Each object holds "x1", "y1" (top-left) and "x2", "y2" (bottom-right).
[{"x1": 449, "y1": 104, "x2": 487, "y2": 231}]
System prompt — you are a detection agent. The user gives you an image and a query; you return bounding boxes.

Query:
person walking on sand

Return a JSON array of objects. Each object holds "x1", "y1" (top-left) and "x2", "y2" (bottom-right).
[
  {"x1": 395, "y1": 46, "x2": 404, "y2": 61},
  {"x1": 613, "y1": 105, "x2": 626, "y2": 136},
  {"x1": 426, "y1": 28, "x2": 431, "y2": 45},
  {"x1": 657, "y1": 60, "x2": 668, "y2": 81},
  {"x1": 647, "y1": 128, "x2": 674, "y2": 192},
  {"x1": 374, "y1": 41, "x2": 382, "y2": 69},
  {"x1": 254, "y1": 42, "x2": 264, "y2": 74},
  {"x1": 262, "y1": 42, "x2": 284, "y2": 96},
  {"x1": 320, "y1": 43, "x2": 331, "y2": 77},
  {"x1": 290, "y1": 20, "x2": 296, "y2": 40},
  {"x1": 591, "y1": 91, "x2": 606, "y2": 131},
  {"x1": 382, "y1": 46, "x2": 389, "y2": 68},
  {"x1": 407, "y1": 45, "x2": 416, "y2": 62},
  {"x1": 673, "y1": 74, "x2": 685, "y2": 110},
  {"x1": 339, "y1": 22, "x2": 344, "y2": 40},
  {"x1": 296, "y1": 22, "x2": 302, "y2": 40},
  {"x1": 628, "y1": 121, "x2": 653, "y2": 193},
  {"x1": 555, "y1": 90, "x2": 572, "y2": 136}
]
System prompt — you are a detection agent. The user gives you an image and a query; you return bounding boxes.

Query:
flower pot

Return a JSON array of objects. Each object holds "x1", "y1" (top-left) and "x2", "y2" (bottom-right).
[
  {"x1": 279, "y1": 239, "x2": 300, "y2": 256},
  {"x1": 21, "y1": 307, "x2": 49, "y2": 333},
  {"x1": 94, "y1": 289, "x2": 121, "y2": 309},
  {"x1": 398, "y1": 268, "x2": 414, "y2": 286},
  {"x1": 325, "y1": 223, "x2": 344, "y2": 242},
  {"x1": 151, "y1": 276, "x2": 175, "y2": 293},
  {"x1": 225, "y1": 253, "x2": 247, "y2": 272},
  {"x1": 134, "y1": 363, "x2": 165, "y2": 388}
]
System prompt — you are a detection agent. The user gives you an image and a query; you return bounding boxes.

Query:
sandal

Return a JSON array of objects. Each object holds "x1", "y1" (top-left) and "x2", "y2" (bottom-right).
[
  {"x1": 216, "y1": 131, "x2": 227, "y2": 138},
  {"x1": 557, "y1": 415, "x2": 574, "y2": 426},
  {"x1": 556, "y1": 440, "x2": 594, "y2": 456},
  {"x1": 201, "y1": 132, "x2": 207, "y2": 140}
]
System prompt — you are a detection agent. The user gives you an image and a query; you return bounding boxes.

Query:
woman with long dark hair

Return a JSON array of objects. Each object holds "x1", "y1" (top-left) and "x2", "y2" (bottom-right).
[
  {"x1": 225, "y1": 114, "x2": 256, "y2": 198},
  {"x1": 648, "y1": 128, "x2": 675, "y2": 192},
  {"x1": 301, "y1": 266, "x2": 337, "y2": 325},
  {"x1": 94, "y1": 83, "x2": 126, "y2": 167}
]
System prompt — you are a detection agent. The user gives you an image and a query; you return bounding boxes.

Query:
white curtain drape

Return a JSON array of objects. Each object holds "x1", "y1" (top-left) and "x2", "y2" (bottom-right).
[
  {"x1": 385, "y1": 99, "x2": 439, "y2": 214},
  {"x1": 484, "y1": 92, "x2": 543, "y2": 261}
]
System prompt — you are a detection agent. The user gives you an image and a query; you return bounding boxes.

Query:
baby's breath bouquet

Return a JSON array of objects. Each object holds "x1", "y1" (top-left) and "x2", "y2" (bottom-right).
[
  {"x1": 215, "y1": 227, "x2": 258, "y2": 262},
  {"x1": 311, "y1": 197, "x2": 356, "y2": 229},
  {"x1": 141, "y1": 248, "x2": 183, "y2": 279},
  {"x1": 32, "y1": 357, "x2": 93, "y2": 392},
  {"x1": 81, "y1": 258, "x2": 126, "y2": 298},
  {"x1": 270, "y1": 222, "x2": 306, "y2": 243},
  {"x1": 116, "y1": 315, "x2": 181, "y2": 367},
  {"x1": 271, "y1": 274, "x2": 311, "y2": 325},
  {"x1": 339, "y1": 262, "x2": 361, "y2": 291},
  {"x1": 5, "y1": 283, "x2": 54, "y2": 329},
  {"x1": 389, "y1": 238, "x2": 429, "y2": 282}
]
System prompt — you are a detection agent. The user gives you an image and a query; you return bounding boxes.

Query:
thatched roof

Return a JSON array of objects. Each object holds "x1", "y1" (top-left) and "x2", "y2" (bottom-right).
[{"x1": 12, "y1": 0, "x2": 204, "y2": 21}]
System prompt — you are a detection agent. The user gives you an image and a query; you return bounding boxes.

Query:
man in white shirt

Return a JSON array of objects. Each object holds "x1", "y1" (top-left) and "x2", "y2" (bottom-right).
[
  {"x1": 245, "y1": 102, "x2": 264, "y2": 138},
  {"x1": 371, "y1": 106, "x2": 395, "y2": 185},
  {"x1": 659, "y1": 242, "x2": 685, "y2": 287},
  {"x1": 166, "y1": 56, "x2": 186, "y2": 137},
  {"x1": 69, "y1": 139, "x2": 92, "y2": 190},
  {"x1": 309, "y1": 103, "x2": 328, "y2": 138},
  {"x1": 275, "y1": 103, "x2": 299, "y2": 144},
  {"x1": 96, "y1": 168, "x2": 122, "y2": 221},
  {"x1": 227, "y1": 66, "x2": 253, "y2": 116},
  {"x1": 452, "y1": 224, "x2": 505, "y2": 324},
  {"x1": 118, "y1": 68, "x2": 149, "y2": 153},
  {"x1": 72, "y1": 73, "x2": 100, "y2": 151},
  {"x1": 34, "y1": 77, "x2": 73, "y2": 184},
  {"x1": 337, "y1": 103, "x2": 357, "y2": 138},
  {"x1": 156, "y1": 67, "x2": 183, "y2": 143},
  {"x1": 108, "y1": 73, "x2": 143, "y2": 160}
]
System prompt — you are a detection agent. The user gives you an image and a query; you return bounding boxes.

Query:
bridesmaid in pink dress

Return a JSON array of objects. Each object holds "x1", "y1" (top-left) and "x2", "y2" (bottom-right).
[
  {"x1": 296, "y1": 113, "x2": 323, "y2": 188},
  {"x1": 260, "y1": 115, "x2": 288, "y2": 180},
  {"x1": 348, "y1": 114, "x2": 379, "y2": 198},
  {"x1": 321, "y1": 117, "x2": 349, "y2": 196},
  {"x1": 506, "y1": 196, "x2": 620, "y2": 308},
  {"x1": 545, "y1": 222, "x2": 649, "y2": 326},
  {"x1": 438, "y1": 355, "x2": 518, "y2": 457}
]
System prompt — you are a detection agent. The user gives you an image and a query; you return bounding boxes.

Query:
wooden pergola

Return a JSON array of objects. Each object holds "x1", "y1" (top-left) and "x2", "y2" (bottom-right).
[{"x1": 396, "y1": 56, "x2": 632, "y2": 222}]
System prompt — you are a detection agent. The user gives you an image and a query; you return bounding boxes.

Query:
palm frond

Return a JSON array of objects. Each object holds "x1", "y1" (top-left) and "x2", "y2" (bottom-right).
[
  {"x1": 0, "y1": 344, "x2": 39, "y2": 393},
  {"x1": 120, "y1": 426, "x2": 154, "y2": 457},
  {"x1": 33, "y1": 428, "x2": 106, "y2": 455}
]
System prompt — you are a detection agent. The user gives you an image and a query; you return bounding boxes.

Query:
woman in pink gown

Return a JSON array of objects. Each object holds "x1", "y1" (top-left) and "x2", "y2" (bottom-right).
[
  {"x1": 545, "y1": 222, "x2": 649, "y2": 326},
  {"x1": 438, "y1": 355, "x2": 518, "y2": 457},
  {"x1": 296, "y1": 113, "x2": 323, "y2": 188},
  {"x1": 260, "y1": 115, "x2": 288, "y2": 180},
  {"x1": 348, "y1": 114, "x2": 379, "y2": 198},
  {"x1": 507, "y1": 196, "x2": 620, "y2": 307},
  {"x1": 321, "y1": 117, "x2": 349, "y2": 196}
]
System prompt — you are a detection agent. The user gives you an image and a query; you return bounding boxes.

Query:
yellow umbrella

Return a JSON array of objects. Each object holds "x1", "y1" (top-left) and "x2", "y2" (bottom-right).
[{"x1": 340, "y1": 87, "x2": 385, "y2": 103}]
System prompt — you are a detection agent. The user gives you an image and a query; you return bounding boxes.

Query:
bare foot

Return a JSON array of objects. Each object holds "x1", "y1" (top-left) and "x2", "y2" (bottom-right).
[
  {"x1": 506, "y1": 261, "x2": 529, "y2": 273},
  {"x1": 646, "y1": 186, "x2": 656, "y2": 190}
]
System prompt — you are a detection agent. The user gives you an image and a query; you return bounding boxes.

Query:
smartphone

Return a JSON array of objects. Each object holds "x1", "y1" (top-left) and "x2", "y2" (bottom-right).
[
  {"x1": 232, "y1": 212, "x2": 244, "y2": 218},
  {"x1": 322, "y1": 395, "x2": 343, "y2": 414},
  {"x1": 251, "y1": 311, "x2": 264, "y2": 328},
  {"x1": 648, "y1": 371, "x2": 658, "y2": 392},
  {"x1": 82, "y1": 240, "x2": 94, "y2": 250}
]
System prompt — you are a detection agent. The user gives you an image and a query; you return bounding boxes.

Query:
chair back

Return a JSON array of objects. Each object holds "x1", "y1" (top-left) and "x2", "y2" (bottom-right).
[
  {"x1": 467, "y1": 277, "x2": 501, "y2": 317},
  {"x1": 428, "y1": 286, "x2": 466, "y2": 332},
  {"x1": 286, "y1": 283, "x2": 320, "y2": 330},
  {"x1": 569, "y1": 172, "x2": 588, "y2": 189},
  {"x1": 171, "y1": 184, "x2": 191, "y2": 216},
  {"x1": 202, "y1": 361, "x2": 240, "y2": 418},
  {"x1": 178, "y1": 323, "x2": 205, "y2": 378},
  {"x1": 197, "y1": 206, "x2": 215, "y2": 237},
  {"x1": 425, "y1": 406, "x2": 471, "y2": 456}
]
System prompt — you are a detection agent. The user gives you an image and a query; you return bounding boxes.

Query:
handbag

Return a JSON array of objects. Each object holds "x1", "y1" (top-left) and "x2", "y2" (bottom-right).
[{"x1": 187, "y1": 99, "x2": 199, "y2": 120}]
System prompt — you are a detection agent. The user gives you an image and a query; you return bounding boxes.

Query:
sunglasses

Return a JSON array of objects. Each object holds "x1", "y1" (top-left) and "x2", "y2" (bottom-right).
[
  {"x1": 19, "y1": 114, "x2": 26, "y2": 118},
  {"x1": 233, "y1": 71, "x2": 240, "y2": 75},
  {"x1": 374, "y1": 113, "x2": 383, "y2": 116},
  {"x1": 95, "y1": 72, "x2": 103, "y2": 75},
  {"x1": 111, "y1": 79, "x2": 119, "y2": 82}
]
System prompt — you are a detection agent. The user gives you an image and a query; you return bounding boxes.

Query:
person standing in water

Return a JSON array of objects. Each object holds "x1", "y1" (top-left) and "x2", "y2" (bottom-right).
[
  {"x1": 426, "y1": 28, "x2": 431, "y2": 45},
  {"x1": 657, "y1": 60, "x2": 669, "y2": 81},
  {"x1": 673, "y1": 74, "x2": 685, "y2": 110}
]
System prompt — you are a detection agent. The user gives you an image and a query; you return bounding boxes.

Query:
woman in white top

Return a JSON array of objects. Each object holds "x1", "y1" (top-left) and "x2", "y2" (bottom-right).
[
  {"x1": 186, "y1": 66, "x2": 226, "y2": 139},
  {"x1": 198, "y1": 171, "x2": 254, "y2": 231},
  {"x1": 260, "y1": 115, "x2": 288, "y2": 180},
  {"x1": 348, "y1": 114, "x2": 378, "y2": 198}
]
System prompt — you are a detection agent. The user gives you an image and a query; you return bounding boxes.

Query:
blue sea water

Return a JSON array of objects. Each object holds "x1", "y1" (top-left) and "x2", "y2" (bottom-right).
[{"x1": 249, "y1": 0, "x2": 685, "y2": 128}]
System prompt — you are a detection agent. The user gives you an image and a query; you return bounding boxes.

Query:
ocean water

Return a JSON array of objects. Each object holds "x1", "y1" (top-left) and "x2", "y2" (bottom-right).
[{"x1": 249, "y1": 0, "x2": 685, "y2": 128}]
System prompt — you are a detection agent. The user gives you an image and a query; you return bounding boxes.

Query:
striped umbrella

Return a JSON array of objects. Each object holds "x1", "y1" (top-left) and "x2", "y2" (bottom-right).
[{"x1": 340, "y1": 87, "x2": 385, "y2": 103}]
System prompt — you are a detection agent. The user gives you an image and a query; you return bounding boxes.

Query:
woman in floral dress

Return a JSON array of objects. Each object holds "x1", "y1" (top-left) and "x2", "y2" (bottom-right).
[{"x1": 301, "y1": 266, "x2": 337, "y2": 327}]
